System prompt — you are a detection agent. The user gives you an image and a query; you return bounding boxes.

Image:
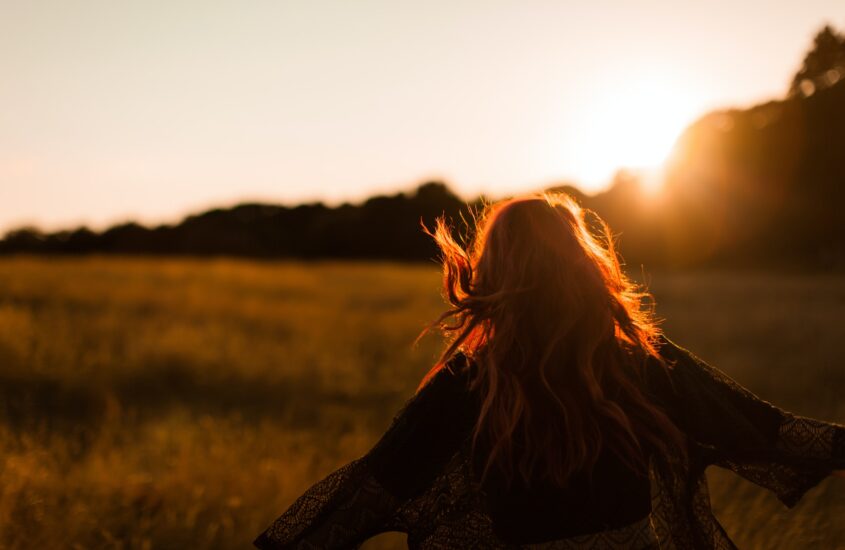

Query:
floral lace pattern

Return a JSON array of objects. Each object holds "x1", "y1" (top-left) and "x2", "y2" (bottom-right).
[
  {"x1": 778, "y1": 415, "x2": 840, "y2": 459},
  {"x1": 254, "y1": 458, "x2": 400, "y2": 549}
]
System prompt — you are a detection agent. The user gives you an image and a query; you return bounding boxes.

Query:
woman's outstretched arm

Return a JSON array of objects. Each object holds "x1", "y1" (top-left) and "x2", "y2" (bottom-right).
[
  {"x1": 252, "y1": 456, "x2": 402, "y2": 549},
  {"x1": 254, "y1": 358, "x2": 474, "y2": 549},
  {"x1": 654, "y1": 337, "x2": 845, "y2": 507}
]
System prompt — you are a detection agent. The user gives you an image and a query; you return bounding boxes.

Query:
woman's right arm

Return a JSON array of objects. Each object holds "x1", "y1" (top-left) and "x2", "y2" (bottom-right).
[{"x1": 653, "y1": 337, "x2": 845, "y2": 507}]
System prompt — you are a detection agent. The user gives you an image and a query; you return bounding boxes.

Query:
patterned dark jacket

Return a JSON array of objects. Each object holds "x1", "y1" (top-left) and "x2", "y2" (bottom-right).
[{"x1": 254, "y1": 337, "x2": 845, "y2": 549}]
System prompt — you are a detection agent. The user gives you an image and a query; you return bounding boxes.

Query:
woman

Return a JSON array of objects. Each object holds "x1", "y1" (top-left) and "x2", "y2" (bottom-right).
[{"x1": 254, "y1": 193, "x2": 844, "y2": 549}]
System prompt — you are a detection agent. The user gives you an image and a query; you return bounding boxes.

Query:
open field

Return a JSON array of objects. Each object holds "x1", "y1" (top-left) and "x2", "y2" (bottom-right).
[{"x1": 0, "y1": 256, "x2": 842, "y2": 549}]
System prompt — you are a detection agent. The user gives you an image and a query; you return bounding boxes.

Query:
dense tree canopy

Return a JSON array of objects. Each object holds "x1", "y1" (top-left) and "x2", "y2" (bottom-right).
[{"x1": 789, "y1": 24, "x2": 845, "y2": 98}]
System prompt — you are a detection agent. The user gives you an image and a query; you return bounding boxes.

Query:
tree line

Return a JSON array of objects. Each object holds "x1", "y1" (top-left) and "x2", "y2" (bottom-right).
[{"x1": 3, "y1": 25, "x2": 844, "y2": 269}]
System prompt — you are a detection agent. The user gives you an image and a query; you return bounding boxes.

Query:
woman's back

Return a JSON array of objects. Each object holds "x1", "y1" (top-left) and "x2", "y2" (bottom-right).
[
  {"x1": 440, "y1": 353, "x2": 654, "y2": 545},
  {"x1": 253, "y1": 336, "x2": 845, "y2": 548}
]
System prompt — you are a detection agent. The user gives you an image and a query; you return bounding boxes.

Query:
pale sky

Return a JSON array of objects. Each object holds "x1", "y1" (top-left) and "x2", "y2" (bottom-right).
[{"x1": 1, "y1": 1, "x2": 842, "y2": 233}]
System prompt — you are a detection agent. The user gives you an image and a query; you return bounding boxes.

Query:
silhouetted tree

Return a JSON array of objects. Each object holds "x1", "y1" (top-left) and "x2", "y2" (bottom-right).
[
  {"x1": 0, "y1": 227, "x2": 46, "y2": 253},
  {"x1": 789, "y1": 24, "x2": 845, "y2": 97}
]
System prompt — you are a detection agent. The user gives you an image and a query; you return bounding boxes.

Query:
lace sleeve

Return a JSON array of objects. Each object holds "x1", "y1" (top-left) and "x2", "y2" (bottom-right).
[
  {"x1": 253, "y1": 358, "x2": 475, "y2": 549},
  {"x1": 655, "y1": 337, "x2": 845, "y2": 508},
  {"x1": 252, "y1": 457, "x2": 402, "y2": 549}
]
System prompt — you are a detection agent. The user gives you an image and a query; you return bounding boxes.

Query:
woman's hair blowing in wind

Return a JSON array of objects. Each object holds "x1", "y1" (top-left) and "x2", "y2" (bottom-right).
[{"x1": 422, "y1": 192, "x2": 686, "y2": 487}]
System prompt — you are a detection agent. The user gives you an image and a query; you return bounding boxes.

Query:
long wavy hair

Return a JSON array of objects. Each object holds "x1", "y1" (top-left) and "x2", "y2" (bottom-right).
[{"x1": 421, "y1": 192, "x2": 686, "y2": 487}]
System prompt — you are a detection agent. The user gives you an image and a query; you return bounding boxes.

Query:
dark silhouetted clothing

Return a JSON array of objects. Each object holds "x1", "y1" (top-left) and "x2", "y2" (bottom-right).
[{"x1": 254, "y1": 337, "x2": 845, "y2": 549}]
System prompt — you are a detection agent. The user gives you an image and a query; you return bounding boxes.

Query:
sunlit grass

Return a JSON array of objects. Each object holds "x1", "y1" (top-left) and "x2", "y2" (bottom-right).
[{"x1": 0, "y1": 257, "x2": 841, "y2": 549}]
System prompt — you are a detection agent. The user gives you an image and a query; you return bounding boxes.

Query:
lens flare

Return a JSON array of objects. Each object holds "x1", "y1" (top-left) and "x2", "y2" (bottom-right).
[{"x1": 563, "y1": 74, "x2": 702, "y2": 193}]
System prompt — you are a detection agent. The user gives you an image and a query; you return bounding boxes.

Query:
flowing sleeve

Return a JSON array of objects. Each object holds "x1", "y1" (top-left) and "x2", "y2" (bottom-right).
[
  {"x1": 253, "y1": 357, "x2": 475, "y2": 549},
  {"x1": 652, "y1": 337, "x2": 845, "y2": 508}
]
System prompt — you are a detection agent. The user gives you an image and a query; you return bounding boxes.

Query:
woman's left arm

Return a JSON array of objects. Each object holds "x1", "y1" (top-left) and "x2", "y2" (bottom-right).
[
  {"x1": 254, "y1": 359, "x2": 474, "y2": 549},
  {"x1": 253, "y1": 455, "x2": 403, "y2": 549}
]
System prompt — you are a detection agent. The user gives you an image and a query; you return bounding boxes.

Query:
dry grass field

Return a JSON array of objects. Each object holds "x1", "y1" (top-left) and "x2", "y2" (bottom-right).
[{"x1": 0, "y1": 256, "x2": 842, "y2": 549}]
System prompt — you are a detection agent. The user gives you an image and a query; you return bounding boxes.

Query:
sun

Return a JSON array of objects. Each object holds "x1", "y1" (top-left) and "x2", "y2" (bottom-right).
[{"x1": 564, "y1": 74, "x2": 701, "y2": 193}]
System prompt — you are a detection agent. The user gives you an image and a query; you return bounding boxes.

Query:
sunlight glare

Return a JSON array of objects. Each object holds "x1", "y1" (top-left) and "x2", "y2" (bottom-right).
[{"x1": 564, "y1": 75, "x2": 701, "y2": 193}]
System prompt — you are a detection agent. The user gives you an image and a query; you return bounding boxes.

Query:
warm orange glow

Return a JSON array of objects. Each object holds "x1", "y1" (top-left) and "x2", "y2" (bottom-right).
[{"x1": 564, "y1": 74, "x2": 702, "y2": 192}]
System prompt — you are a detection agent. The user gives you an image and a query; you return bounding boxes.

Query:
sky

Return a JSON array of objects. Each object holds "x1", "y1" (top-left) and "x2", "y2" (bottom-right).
[{"x1": 1, "y1": 1, "x2": 843, "y2": 233}]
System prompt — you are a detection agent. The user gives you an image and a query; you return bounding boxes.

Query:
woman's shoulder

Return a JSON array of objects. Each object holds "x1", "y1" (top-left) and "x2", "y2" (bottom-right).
[
  {"x1": 399, "y1": 353, "x2": 479, "y2": 442},
  {"x1": 640, "y1": 335, "x2": 703, "y2": 412},
  {"x1": 654, "y1": 335, "x2": 715, "y2": 366},
  {"x1": 420, "y1": 351, "x2": 477, "y2": 394},
  {"x1": 645, "y1": 334, "x2": 706, "y2": 383},
  {"x1": 367, "y1": 353, "x2": 478, "y2": 497},
  {"x1": 647, "y1": 334, "x2": 753, "y2": 397},
  {"x1": 396, "y1": 352, "x2": 479, "y2": 428}
]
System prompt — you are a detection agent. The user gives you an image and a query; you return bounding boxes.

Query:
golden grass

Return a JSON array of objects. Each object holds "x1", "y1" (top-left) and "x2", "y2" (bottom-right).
[{"x1": 0, "y1": 256, "x2": 841, "y2": 549}]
